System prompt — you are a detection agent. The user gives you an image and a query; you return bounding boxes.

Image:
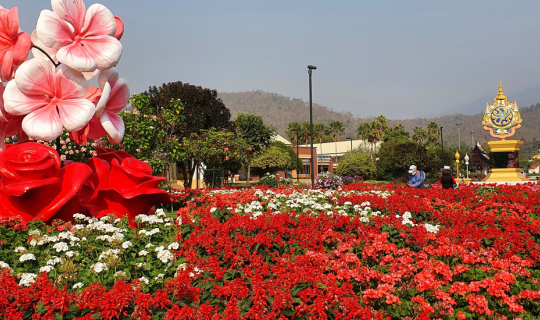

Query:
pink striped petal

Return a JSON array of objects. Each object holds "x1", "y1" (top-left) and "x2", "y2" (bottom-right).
[
  {"x1": 3, "y1": 80, "x2": 48, "y2": 116},
  {"x1": 80, "y1": 35, "x2": 122, "y2": 70},
  {"x1": 57, "y1": 98, "x2": 95, "y2": 132},
  {"x1": 30, "y1": 30, "x2": 58, "y2": 62},
  {"x1": 81, "y1": 4, "x2": 116, "y2": 37},
  {"x1": 53, "y1": 64, "x2": 88, "y2": 100},
  {"x1": 114, "y1": 16, "x2": 124, "y2": 40},
  {"x1": 101, "y1": 111, "x2": 124, "y2": 144},
  {"x1": 0, "y1": 82, "x2": 6, "y2": 121},
  {"x1": 51, "y1": 0, "x2": 86, "y2": 32},
  {"x1": 82, "y1": 69, "x2": 99, "y2": 80},
  {"x1": 22, "y1": 104, "x2": 63, "y2": 141},
  {"x1": 83, "y1": 86, "x2": 101, "y2": 104},
  {"x1": 7, "y1": 7, "x2": 19, "y2": 39},
  {"x1": 95, "y1": 81, "x2": 110, "y2": 117},
  {"x1": 13, "y1": 58, "x2": 55, "y2": 97},
  {"x1": 106, "y1": 78, "x2": 129, "y2": 113},
  {"x1": 11, "y1": 32, "x2": 32, "y2": 65},
  {"x1": 1, "y1": 50, "x2": 13, "y2": 82},
  {"x1": 86, "y1": 115, "x2": 106, "y2": 140},
  {"x1": 36, "y1": 10, "x2": 74, "y2": 49},
  {"x1": 56, "y1": 42, "x2": 96, "y2": 72},
  {"x1": 98, "y1": 67, "x2": 119, "y2": 89}
]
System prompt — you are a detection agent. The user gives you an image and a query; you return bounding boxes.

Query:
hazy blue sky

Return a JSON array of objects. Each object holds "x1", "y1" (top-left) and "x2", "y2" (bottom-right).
[{"x1": 7, "y1": 0, "x2": 540, "y2": 118}]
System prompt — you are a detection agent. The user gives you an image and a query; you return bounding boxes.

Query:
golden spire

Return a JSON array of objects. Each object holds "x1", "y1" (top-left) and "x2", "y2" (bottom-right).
[{"x1": 494, "y1": 81, "x2": 508, "y2": 105}]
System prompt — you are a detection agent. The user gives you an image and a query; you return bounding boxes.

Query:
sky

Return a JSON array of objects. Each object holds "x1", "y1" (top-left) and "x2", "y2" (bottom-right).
[{"x1": 7, "y1": 0, "x2": 540, "y2": 119}]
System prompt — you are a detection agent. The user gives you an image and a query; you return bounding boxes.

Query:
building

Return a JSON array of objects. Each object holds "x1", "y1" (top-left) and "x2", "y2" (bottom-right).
[
  {"x1": 529, "y1": 162, "x2": 539, "y2": 174},
  {"x1": 471, "y1": 142, "x2": 490, "y2": 174}
]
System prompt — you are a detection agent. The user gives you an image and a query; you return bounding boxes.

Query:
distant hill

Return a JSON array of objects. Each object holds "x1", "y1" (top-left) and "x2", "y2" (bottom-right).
[{"x1": 219, "y1": 90, "x2": 540, "y2": 156}]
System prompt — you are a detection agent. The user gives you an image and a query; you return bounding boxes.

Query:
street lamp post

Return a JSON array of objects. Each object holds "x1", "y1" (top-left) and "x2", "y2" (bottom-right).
[
  {"x1": 440, "y1": 126, "x2": 444, "y2": 166},
  {"x1": 346, "y1": 137, "x2": 353, "y2": 152},
  {"x1": 292, "y1": 130, "x2": 299, "y2": 183},
  {"x1": 456, "y1": 123, "x2": 461, "y2": 149},
  {"x1": 464, "y1": 153, "x2": 469, "y2": 179},
  {"x1": 470, "y1": 131, "x2": 474, "y2": 148},
  {"x1": 308, "y1": 65, "x2": 317, "y2": 187}
]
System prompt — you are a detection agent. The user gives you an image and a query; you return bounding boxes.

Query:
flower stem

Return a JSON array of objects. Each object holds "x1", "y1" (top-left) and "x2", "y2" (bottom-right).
[{"x1": 32, "y1": 45, "x2": 61, "y2": 68}]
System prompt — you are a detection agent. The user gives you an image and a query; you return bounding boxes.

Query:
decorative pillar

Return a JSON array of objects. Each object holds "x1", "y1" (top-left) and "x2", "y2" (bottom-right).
[{"x1": 455, "y1": 151, "x2": 460, "y2": 178}]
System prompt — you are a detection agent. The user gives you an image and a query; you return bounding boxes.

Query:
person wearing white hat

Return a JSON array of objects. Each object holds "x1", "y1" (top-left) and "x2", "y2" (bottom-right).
[
  {"x1": 440, "y1": 165, "x2": 456, "y2": 189},
  {"x1": 408, "y1": 165, "x2": 426, "y2": 189}
]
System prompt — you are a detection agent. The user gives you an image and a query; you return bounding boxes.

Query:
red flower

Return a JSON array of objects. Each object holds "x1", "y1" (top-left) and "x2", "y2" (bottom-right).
[
  {"x1": 79, "y1": 148, "x2": 170, "y2": 227},
  {"x1": 0, "y1": 142, "x2": 91, "y2": 222}
]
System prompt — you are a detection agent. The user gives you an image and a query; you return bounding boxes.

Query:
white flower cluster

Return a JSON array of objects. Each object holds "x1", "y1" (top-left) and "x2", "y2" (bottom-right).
[
  {"x1": 39, "y1": 265, "x2": 54, "y2": 273},
  {"x1": 90, "y1": 262, "x2": 108, "y2": 273},
  {"x1": 0, "y1": 261, "x2": 11, "y2": 270},
  {"x1": 396, "y1": 211, "x2": 440, "y2": 234},
  {"x1": 19, "y1": 273, "x2": 37, "y2": 287},
  {"x1": 139, "y1": 228, "x2": 161, "y2": 237},
  {"x1": 19, "y1": 253, "x2": 36, "y2": 262},
  {"x1": 14, "y1": 246, "x2": 27, "y2": 253},
  {"x1": 156, "y1": 246, "x2": 174, "y2": 263},
  {"x1": 98, "y1": 249, "x2": 120, "y2": 261}
]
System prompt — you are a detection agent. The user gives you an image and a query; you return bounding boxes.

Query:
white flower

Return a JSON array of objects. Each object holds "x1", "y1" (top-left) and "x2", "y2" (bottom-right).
[
  {"x1": 122, "y1": 241, "x2": 133, "y2": 249},
  {"x1": 168, "y1": 242, "x2": 179, "y2": 250},
  {"x1": 98, "y1": 249, "x2": 120, "y2": 261},
  {"x1": 154, "y1": 273, "x2": 165, "y2": 280},
  {"x1": 73, "y1": 213, "x2": 87, "y2": 220},
  {"x1": 53, "y1": 242, "x2": 69, "y2": 252},
  {"x1": 136, "y1": 262, "x2": 147, "y2": 268},
  {"x1": 155, "y1": 208, "x2": 166, "y2": 217},
  {"x1": 14, "y1": 246, "x2": 27, "y2": 253},
  {"x1": 19, "y1": 253, "x2": 36, "y2": 262},
  {"x1": 91, "y1": 262, "x2": 108, "y2": 273},
  {"x1": 39, "y1": 265, "x2": 54, "y2": 273},
  {"x1": 65, "y1": 251, "x2": 79, "y2": 258},
  {"x1": 28, "y1": 230, "x2": 40, "y2": 237},
  {"x1": 145, "y1": 243, "x2": 154, "y2": 248},
  {"x1": 114, "y1": 271, "x2": 127, "y2": 278},
  {"x1": 157, "y1": 249, "x2": 173, "y2": 263},
  {"x1": 210, "y1": 207, "x2": 217, "y2": 213},
  {"x1": 0, "y1": 261, "x2": 11, "y2": 270},
  {"x1": 139, "y1": 276, "x2": 149, "y2": 285},
  {"x1": 139, "y1": 250, "x2": 148, "y2": 256},
  {"x1": 73, "y1": 282, "x2": 84, "y2": 289},
  {"x1": 155, "y1": 245, "x2": 165, "y2": 252},
  {"x1": 47, "y1": 257, "x2": 62, "y2": 266},
  {"x1": 19, "y1": 273, "x2": 37, "y2": 287}
]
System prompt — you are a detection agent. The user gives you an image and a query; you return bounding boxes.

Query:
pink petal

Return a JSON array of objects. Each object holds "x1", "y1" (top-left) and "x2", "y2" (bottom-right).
[
  {"x1": 86, "y1": 115, "x2": 106, "y2": 140},
  {"x1": 11, "y1": 32, "x2": 32, "y2": 65},
  {"x1": 36, "y1": 10, "x2": 75, "y2": 49},
  {"x1": 81, "y1": 4, "x2": 116, "y2": 37},
  {"x1": 80, "y1": 35, "x2": 122, "y2": 70},
  {"x1": 114, "y1": 16, "x2": 124, "y2": 40},
  {"x1": 30, "y1": 30, "x2": 58, "y2": 62},
  {"x1": 98, "y1": 67, "x2": 119, "y2": 89},
  {"x1": 57, "y1": 98, "x2": 95, "y2": 132},
  {"x1": 13, "y1": 58, "x2": 55, "y2": 97},
  {"x1": 22, "y1": 104, "x2": 63, "y2": 140},
  {"x1": 95, "y1": 81, "x2": 110, "y2": 117},
  {"x1": 106, "y1": 78, "x2": 129, "y2": 113},
  {"x1": 82, "y1": 69, "x2": 99, "y2": 80},
  {"x1": 3, "y1": 80, "x2": 48, "y2": 116},
  {"x1": 53, "y1": 64, "x2": 88, "y2": 100},
  {"x1": 101, "y1": 111, "x2": 124, "y2": 144},
  {"x1": 83, "y1": 86, "x2": 101, "y2": 104},
  {"x1": 7, "y1": 8, "x2": 19, "y2": 39},
  {"x1": 51, "y1": 0, "x2": 86, "y2": 32},
  {"x1": 55, "y1": 42, "x2": 96, "y2": 72},
  {"x1": 1, "y1": 50, "x2": 13, "y2": 82},
  {"x1": 0, "y1": 83, "x2": 6, "y2": 121}
]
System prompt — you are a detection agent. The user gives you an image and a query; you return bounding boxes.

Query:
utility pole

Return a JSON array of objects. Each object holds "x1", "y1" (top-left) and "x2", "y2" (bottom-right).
[
  {"x1": 308, "y1": 65, "x2": 317, "y2": 187},
  {"x1": 456, "y1": 123, "x2": 461, "y2": 149},
  {"x1": 470, "y1": 130, "x2": 474, "y2": 148}
]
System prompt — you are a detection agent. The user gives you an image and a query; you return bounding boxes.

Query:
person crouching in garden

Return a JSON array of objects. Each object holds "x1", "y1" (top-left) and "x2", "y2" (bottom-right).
[
  {"x1": 440, "y1": 165, "x2": 457, "y2": 189},
  {"x1": 408, "y1": 165, "x2": 426, "y2": 189}
]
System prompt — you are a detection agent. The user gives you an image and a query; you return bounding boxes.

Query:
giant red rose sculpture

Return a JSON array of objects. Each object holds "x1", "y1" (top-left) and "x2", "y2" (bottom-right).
[
  {"x1": 79, "y1": 147, "x2": 171, "y2": 227},
  {"x1": 0, "y1": 142, "x2": 91, "y2": 222}
]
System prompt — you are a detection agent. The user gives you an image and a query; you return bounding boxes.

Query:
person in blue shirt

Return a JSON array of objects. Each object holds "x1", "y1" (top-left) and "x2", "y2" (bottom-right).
[{"x1": 408, "y1": 165, "x2": 426, "y2": 189}]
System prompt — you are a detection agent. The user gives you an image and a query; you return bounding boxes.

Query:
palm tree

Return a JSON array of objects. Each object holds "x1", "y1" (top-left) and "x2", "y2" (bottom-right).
[
  {"x1": 313, "y1": 123, "x2": 327, "y2": 152},
  {"x1": 285, "y1": 122, "x2": 301, "y2": 144},
  {"x1": 427, "y1": 121, "x2": 440, "y2": 145},
  {"x1": 300, "y1": 121, "x2": 311, "y2": 144},
  {"x1": 357, "y1": 122, "x2": 370, "y2": 141},
  {"x1": 372, "y1": 115, "x2": 389, "y2": 143},
  {"x1": 412, "y1": 126, "x2": 428, "y2": 144},
  {"x1": 328, "y1": 120, "x2": 345, "y2": 159}
]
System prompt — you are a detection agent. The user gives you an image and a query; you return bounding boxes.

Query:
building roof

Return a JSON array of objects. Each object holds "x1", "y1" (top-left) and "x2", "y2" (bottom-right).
[
  {"x1": 272, "y1": 134, "x2": 291, "y2": 145},
  {"x1": 299, "y1": 139, "x2": 376, "y2": 156},
  {"x1": 530, "y1": 162, "x2": 540, "y2": 170}
]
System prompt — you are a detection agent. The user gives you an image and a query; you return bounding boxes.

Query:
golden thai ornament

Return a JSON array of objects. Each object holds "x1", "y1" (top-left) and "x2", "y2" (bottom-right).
[{"x1": 482, "y1": 82, "x2": 522, "y2": 140}]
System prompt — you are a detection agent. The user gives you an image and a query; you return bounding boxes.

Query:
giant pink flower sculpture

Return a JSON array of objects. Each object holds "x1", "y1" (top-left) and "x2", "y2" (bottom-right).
[
  {"x1": 36, "y1": 0, "x2": 122, "y2": 73},
  {"x1": 70, "y1": 68, "x2": 129, "y2": 144},
  {"x1": 3, "y1": 58, "x2": 95, "y2": 141},
  {"x1": 0, "y1": 83, "x2": 26, "y2": 152},
  {"x1": 0, "y1": 7, "x2": 32, "y2": 82}
]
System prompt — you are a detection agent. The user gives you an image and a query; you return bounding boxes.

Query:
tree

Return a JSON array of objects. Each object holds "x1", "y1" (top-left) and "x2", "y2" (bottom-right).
[
  {"x1": 376, "y1": 140, "x2": 430, "y2": 182},
  {"x1": 183, "y1": 129, "x2": 248, "y2": 187},
  {"x1": 412, "y1": 126, "x2": 428, "y2": 144},
  {"x1": 334, "y1": 150, "x2": 376, "y2": 179},
  {"x1": 270, "y1": 141, "x2": 302, "y2": 173},
  {"x1": 427, "y1": 121, "x2": 440, "y2": 145},
  {"x1": 313, "y1": 123, "x2": 327, "y2": 152},
  {"x1": 251, "y1": 146, "x2": 291, "y2": 177},
  {"x1": 384, "y1": 124, "x2": 410, "y2": 143},
  {"x1": 144, "y1": 82, "x2": 233, "y2": 187},
  {"x1": 285, "y1": 122, "x2": 302, "y2": 144},
  {"x1": 120, "y1": 93, "x2": 185, "y2": 189},
  {"x1": 235, "y1": 113, "x2": 275, "y2": 182},
  {"x1": 300, "y1": 121, "x2": 311, "y2": 144}
]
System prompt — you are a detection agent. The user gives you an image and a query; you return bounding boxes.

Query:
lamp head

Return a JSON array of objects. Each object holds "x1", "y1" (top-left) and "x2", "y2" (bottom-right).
[{"x1": 307, "y1": 65, "x2": 317, "y2": 70}]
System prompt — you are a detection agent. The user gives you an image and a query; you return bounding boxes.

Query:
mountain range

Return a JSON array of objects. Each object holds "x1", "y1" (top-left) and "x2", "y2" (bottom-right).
[{"x1": 218, "y1": 90, "x2": 540, "y2": 157}]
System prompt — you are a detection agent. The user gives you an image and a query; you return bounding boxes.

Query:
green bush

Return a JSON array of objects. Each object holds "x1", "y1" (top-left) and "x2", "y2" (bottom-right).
[
  {"x1": 335, "y1": 150, "x2": 376, "y2": 179},
  {"x1": 256, "y1": 173, "x2": 280, "y2": 187}
]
